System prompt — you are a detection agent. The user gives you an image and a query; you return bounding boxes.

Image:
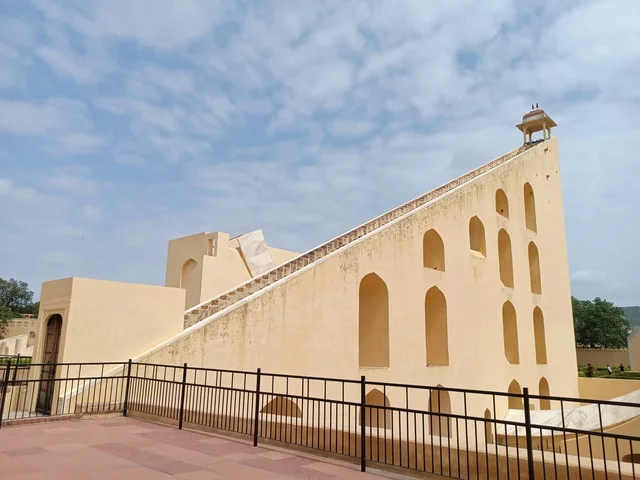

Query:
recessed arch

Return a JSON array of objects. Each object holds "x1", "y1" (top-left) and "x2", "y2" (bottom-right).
[
  {"x1": 358, "y1": 273, "x2": 390, "y2": 368},
  {"x1": 260, "y1": 396, "x2": 302, "y2": 418},
  {"x1": 428, "y1": 386, "x2": 451, "y2": 438},
  {"x1": 484, "y1": 409, "x2": 493, "y2": 444},
  {"x1": 502, "y1": 301, "x2": 520, "y2": 364},
  {"x1": 528, "y1": 242, "x2": 542, "y2": 294},
  {"x1": 469, "y1": 216, "x2": 486, "y2": 257},
  {"x1": 180, "y1": 258, "x2": 197, "y2": 289},
  {"x1": 496, "y1": 189, "x2": 509, "y2": 218},
  {"x1": 359, "y1": 389, "x2": 391, "y2": 428},
  {"x1": 423, "y1": 229, "x2": 445, "y2": 271},
  {"x1": 425, "y1": 286, "x2": 449, "y2": 366},
  {"x1": 507, "y1": 380, "x2": 523, "y2": 410},
  {"x1": 533, "y1": 307, "x2": 547, "y2": 364},
  {"x1": 538, "y1": 377, "x2": 551, "y2": 410},
  {"x1": 36, "y1": 314, "x2": 63, "y2": 415},
  {"x1": 524, "y1": 183, "x2": 537, "y2": 232},
  {"x1": 497, "y1": 229, "x2": 514, "y2": 288}
]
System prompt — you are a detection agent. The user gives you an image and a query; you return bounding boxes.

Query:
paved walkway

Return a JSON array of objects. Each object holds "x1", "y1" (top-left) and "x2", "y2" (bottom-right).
[{"x1": 0, "y1": 416, "x2": 413, "y2": 479}]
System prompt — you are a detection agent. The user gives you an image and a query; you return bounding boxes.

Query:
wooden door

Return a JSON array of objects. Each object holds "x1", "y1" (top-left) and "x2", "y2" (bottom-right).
[{"x1": 36, "y1": 315, "x2": 62, "y2": 415}]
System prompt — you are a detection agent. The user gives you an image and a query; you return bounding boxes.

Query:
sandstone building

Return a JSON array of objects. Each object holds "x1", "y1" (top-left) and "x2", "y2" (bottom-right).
[{"x1": 32, "y1": 108, "x2": 578, "y2": 418}]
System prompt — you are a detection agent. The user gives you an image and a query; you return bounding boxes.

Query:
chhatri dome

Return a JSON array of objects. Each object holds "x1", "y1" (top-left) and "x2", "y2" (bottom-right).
[{"x1": 516, "y1": 103, "x2": 557, "y2": 145}]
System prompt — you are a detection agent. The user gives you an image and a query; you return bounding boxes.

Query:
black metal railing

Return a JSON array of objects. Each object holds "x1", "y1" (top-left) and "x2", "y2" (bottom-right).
[
  {"x1": 1, "y1": 360, "x2": 638, "y2": 479},
  {"x1": 0, "y1": 361, "x2": 127, "y2": 423}
]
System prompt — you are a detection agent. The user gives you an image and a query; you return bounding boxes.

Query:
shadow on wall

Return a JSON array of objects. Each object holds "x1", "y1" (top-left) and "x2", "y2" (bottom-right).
[
  {"x1": 359, "y1": 389, "x2": 391, "y2": 428},
  {"x1": 260, "y1": 396, "x2": 302, "y2": 418}
]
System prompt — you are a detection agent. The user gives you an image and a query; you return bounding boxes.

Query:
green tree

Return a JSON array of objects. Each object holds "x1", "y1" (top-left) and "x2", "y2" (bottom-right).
[
  {"x1": 0, "y1": 278, "x2": 39, "y2": 339},
  {"x1": 572, "y1": 296, "x2": 631, "y2": 348}
]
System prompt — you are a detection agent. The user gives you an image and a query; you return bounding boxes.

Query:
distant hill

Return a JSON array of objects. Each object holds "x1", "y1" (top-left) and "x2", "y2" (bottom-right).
[{"x1": 622, "y1": 306, "x2": 640, "y2": 327}]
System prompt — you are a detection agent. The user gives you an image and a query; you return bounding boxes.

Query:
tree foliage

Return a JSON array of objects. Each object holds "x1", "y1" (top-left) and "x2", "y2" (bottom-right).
[
  {"x1": 0, "y1": 277, "x2": 39, "y2": 338},
  {"x1": 572, "y1": 296, "x2": 631, "y2": 348}
]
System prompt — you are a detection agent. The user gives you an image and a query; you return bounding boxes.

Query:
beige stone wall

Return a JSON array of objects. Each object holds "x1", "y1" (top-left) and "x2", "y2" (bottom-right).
[
  {"x1": 165, "y1": 231, "x2": 298, "y2": 310},
  {"x1": 576, "y1": 348, "x2": 630, "y2": 367},
  {"x1": 135, "y1": 139, "x2": 578, "y2": 421},
  {"x1": 578, "y1": 377, "x2": 639, "y2": 401},
  {"x1": 32, "y1": 278, "x2": 185, "y2": 378},
  {"x1": 4, "y1": 316, "x2": 37, "y2": 341},
  {"x1": 629, "y1": 329, "x2": 640, "y2": 371},
  {"x1": 0, "y1": 334, "x2": 33, "y2": 356}
]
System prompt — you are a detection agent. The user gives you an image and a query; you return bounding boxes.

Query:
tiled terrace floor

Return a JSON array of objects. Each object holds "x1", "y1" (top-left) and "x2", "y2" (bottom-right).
[{"x1": 0, "y1": 416, "x2": 418, "y2": 479}]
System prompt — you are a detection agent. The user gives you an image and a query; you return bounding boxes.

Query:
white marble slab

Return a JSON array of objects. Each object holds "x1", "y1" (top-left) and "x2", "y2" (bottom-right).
[
  {"x1": 497, "y1": 389, "x2": 640, "y2": 437},
  {"x1": 237, "y1": 229, "x2": 277, "y2": 277}
]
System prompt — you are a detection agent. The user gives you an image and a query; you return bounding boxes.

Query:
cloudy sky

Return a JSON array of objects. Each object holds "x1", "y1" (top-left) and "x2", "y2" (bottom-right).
[{"x1": 1, "y1": 0, "x2": 639, "y2": 306}]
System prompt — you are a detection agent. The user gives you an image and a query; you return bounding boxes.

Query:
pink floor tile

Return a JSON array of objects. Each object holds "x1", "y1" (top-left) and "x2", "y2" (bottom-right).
[{"x1": 0, "y1": 416, "x2": 412, "y2": 479}]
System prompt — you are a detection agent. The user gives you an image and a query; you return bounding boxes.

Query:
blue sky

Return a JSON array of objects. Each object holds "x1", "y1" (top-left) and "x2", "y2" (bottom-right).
[{"x1": 1, "y1": 0, "x2": 639, "y2": 305}]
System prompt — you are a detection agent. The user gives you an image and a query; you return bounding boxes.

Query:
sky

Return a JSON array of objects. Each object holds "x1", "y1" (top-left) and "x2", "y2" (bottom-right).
[{"x1": 0, "y1": 0, "x2": 639, "y2": 306}]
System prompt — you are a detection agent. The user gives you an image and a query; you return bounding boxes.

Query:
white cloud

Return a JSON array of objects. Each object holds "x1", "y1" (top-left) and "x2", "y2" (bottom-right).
[
  {"x1": 0, "y1": 177, "x2": 44, "y2": 203},
  {"x1": 0, "y1": 43, "x2": 29, "y2": 88},
  {"x1": 0, "y1": 98, "x2": 92, "y2": 136},
  {"x1": 50, "y1": 174, "x2": 98, "y2": 195},
  {"x1": 32, "y1": 0, "x2": 227, "y2": 50},
  {"x1": 1, "y1": 0, "x2": 639, "y2": 307},
  {"x1": 114, "y1": 154, "x2": 147, "y2": 167},
  {"x1": 50, "y1": 133, "x2": 107, "y2": 154},
  {"x1": 80, "y1": 205, "x2": 102, "y2": 221}
]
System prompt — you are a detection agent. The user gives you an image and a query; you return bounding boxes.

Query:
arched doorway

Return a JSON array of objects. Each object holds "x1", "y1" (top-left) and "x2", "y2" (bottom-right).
[{"x1": 36, "y1": 314, "x2": 63, "y2": 415}]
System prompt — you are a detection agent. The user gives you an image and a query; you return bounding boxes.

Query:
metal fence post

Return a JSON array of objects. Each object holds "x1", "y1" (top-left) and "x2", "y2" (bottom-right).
[
  {"x1": 0, "y1": 363, "x2": 12, "y2": 429},
  {"x1": 178, "y1": 363, "x2": 188, "y2": 430},
  {"x1": 253, "y1": 368, "x2": 261, "y2": 447},
  {"x1": 122, "y1": 359, "x2": 133, "y2": 417},
  {"x1": 11, "y1": 356, "x2": 19, "y2": 384},
  {"x1": 360, "y1": 375, "x2": 366, "y2": 472},
  {"x1": 523, "y1": 387, "x2": 535, "y2": 479}
]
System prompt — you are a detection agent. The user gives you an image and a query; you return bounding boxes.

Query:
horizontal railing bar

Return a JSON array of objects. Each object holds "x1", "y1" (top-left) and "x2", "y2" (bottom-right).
[
  {"x1": 529, "y1": 423, "x2": 640, "y2": 441},
  {"x1": 5, "y1": 375, "x2": 128, "y2": 383},
  {"x1": 365, "y1": 379, "x2": 529, "y2": 398},
  {"x1": 528, "y1": 392, "x2": 640, "y2": 408},
  {"x1": 261, "y1": 371, "x2": 361, "y2": 384},
  {"x1": 9, "y1": 361, "x2": 128, "y2": 368}
]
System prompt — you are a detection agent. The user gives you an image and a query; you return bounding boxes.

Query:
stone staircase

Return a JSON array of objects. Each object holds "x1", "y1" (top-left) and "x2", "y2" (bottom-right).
[{"x1": 183, "y1": 143, "x2": 533, "y2": 328}]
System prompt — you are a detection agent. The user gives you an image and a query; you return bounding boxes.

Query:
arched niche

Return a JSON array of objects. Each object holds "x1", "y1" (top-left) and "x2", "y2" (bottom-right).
[
  {"x1": 469, "y1": 216, "x2": 487, "y2": 257},
  {"x1": 180, "y1": 258, "x2": 197, "y2": 288},
  {"x1": 260, "y1": 395, "x2": 302, "y2": 418},
  {"x1": 507, "y1": 380, "x2": 523, "y2": 410},
  {"x1": 425, "y1": 286, "x2": 449, "y2": 366},
  {"x1": 423, "y1": 229, "x2": 445, "y2": 271},
  {"x1": 484, "y1": 409, "x2": 493, "y2": 444},
  {"x1": 533, "y1": 307, "x2": 547, "y2": 364},
  {"x1": 428, "y1": 386, "x2": 451, "y2": 438},
  {"x1": 496, "y1": 189, "x2": 509, "y2": 218},
  {"x1": 358, "y1": 273, "x2": 390, "y2": 368},
  {"x1": 538, "y1": 377, "x2": 551, "y2": 410},
  {"x1": 524, "y1": 183, "x2": 537, "y2": 232},
  {"x1": 528, "y1": 242, "x2": 542, "y2": 294},
  {"x1": 502, "y1": 301, "x2": 520, "y2": 365},
  {"x1": 497, "y1": 229, "x2": 514, "y2": 288},
  {"x1": 359, "y1": 388, "x2": 391, "y2": 428}
]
